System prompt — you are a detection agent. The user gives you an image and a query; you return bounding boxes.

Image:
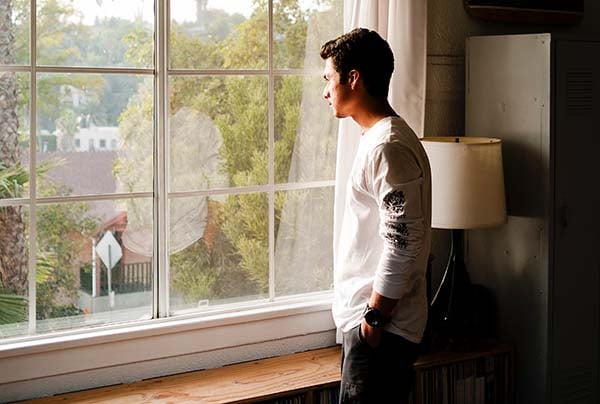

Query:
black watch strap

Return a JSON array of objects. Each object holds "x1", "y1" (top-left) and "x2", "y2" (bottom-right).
[{"x1": 362, "y1": 304, "x2": 391, "y2": 328}]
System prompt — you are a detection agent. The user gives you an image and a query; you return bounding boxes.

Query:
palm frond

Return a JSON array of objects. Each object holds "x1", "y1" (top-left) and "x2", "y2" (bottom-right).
[
  {"x1": 0, "y1": 293, "x2": 28, "y2": 325},
  {"x1": 0, "y1": 163, "x2": 28, "y2": 199},
  {"x1": 36, "y1": 252, "x2": 58, "y2": 284},
  {"x1": 0, "y1": 159, "x2": 58, "y2": 199}
]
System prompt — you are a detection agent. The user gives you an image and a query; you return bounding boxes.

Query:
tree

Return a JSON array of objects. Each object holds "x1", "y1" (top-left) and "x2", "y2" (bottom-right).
[
  {"x1": 0, "y1": 162, "x2": 28, "y2": 325},
  {"x1": 0, "y1": 0, "x2": 28, "y2": 296}
]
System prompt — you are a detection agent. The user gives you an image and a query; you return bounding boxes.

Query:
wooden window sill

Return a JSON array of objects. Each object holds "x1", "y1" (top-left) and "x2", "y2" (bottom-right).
[{"x1": 22, "y1": 346, "x2": 341, "y2": 404}]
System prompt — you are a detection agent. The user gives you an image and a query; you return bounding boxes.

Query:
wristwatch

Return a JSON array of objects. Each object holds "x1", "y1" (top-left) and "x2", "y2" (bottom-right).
[{"x1": 362, "y1": 304, "x2": 390, "y2": 328}]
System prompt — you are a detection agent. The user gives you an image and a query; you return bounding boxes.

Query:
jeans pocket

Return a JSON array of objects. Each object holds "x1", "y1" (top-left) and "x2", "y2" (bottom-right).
[
  {"x1": 342, "y1": 325, "x2": 373, "y2": 383},
  {"x1": 356, "y1": 325, "x2": 369, "y2": 348},
  {"x1": 353, "y1": 324, "x2": 378, "y2": 351}
]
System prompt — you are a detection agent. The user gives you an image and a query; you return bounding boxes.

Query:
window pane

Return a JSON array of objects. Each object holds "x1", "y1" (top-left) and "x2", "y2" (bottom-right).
[
  {"x1": 170, "y1": 0, "x2": 267, "y2": 69},
  {"x1": 0, "y1": 0, "x2": 29, "y2": 65},
  {"x1": 274, "y1": 0, "x2": 343, "y2": 70},
  {"x1": 169, "y1": 75, "x2": 267, "y2": 191},
  {"x1": 0, "y1": 204, "x2": 29, "y2": 339},
  {"x1": 169, "y1": 193, "x2": 268, "y2": 313},
  {"x1": 36, "y1": 73, "x2": 153, "y2": 197},
  {"x1": 275, "y1": 75, "x2": 338, "y2": 183},
  {"x1": 36, "y1": 0, "x2": 154, "y2": 68},
  {"x1": 35, "y1": 198, "x2": 153, "y2": 336},
  {"x1": 1, "y1": 71, "x2": 30, "y2": 199},
  {"x1": 275, "y1": 187, "x2": 333, "y2": 296}
]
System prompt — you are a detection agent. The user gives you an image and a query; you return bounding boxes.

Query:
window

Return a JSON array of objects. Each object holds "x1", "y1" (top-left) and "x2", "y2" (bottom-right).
[{"x1": 0, "y1": 0, "x2": 342, "y2": 342}]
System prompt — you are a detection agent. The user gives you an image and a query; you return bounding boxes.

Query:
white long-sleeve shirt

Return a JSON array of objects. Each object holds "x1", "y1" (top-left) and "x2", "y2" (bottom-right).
[{"x1": 332, "y1": 116, "x2": 431, "y2": 344}]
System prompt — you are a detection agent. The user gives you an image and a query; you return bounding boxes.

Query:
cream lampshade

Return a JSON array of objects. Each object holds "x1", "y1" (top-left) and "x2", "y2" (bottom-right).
[
  {"x1": 422, "y1": 136, "x2": 507, "y2": 230},
  {"x1": 420, "y1": 136, "x2": 507, "y2": 341}
]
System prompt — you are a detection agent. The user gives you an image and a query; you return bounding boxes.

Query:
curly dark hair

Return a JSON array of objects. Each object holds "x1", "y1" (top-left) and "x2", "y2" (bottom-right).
[{"x1": 320, "y1": 28, "x2": 394, "y2": 99}]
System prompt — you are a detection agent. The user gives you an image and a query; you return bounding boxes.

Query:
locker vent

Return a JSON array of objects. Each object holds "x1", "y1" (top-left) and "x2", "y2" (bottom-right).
[
  {"x1": 555, "y1": 367, "x2": 594, "y2": 403},
  {"x1": 567, "y1": 71, "x2": 593, "y2": 116}
]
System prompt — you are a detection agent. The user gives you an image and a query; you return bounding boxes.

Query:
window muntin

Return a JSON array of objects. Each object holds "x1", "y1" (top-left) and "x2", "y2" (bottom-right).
[{"x1": 0, "y1": 0, "x2": 341, "y2": 342}]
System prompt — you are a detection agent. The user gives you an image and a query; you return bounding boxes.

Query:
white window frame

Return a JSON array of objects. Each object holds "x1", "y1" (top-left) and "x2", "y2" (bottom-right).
[{"x1": 0, "y1": 1, "x2": 337, "y2": 400}]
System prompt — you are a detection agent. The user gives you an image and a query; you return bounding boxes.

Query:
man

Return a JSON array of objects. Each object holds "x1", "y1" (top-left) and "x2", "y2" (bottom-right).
[{"x1": 321, "y1": 28, "x2": 432, "y2": 403}]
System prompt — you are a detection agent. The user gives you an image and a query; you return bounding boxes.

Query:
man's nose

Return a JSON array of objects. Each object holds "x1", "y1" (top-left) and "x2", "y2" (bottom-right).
[{"x1": 322, "y1": 87, "x2": 329, "y2": 99}]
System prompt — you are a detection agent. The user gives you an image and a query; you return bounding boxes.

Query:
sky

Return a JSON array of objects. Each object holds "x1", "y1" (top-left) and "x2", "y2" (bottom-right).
[{"x1": 73, "y1": 0, "x2": 255, "y2": 25}]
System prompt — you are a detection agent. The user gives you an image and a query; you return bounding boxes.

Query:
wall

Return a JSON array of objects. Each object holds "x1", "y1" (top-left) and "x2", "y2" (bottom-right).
[{"x1": 424, "y1": 1, "x2": 600, "y2": 403}]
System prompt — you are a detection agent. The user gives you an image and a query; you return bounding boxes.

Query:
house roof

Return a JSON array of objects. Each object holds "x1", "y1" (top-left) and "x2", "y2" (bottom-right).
[{"x1": 37, "y1": 150, "x2": 118, "y2": 197}]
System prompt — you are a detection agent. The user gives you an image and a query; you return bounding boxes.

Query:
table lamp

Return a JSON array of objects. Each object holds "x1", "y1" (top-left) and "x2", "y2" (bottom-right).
[{"x1": 421, "y1": 136, "x2": 507, "y2": 338}]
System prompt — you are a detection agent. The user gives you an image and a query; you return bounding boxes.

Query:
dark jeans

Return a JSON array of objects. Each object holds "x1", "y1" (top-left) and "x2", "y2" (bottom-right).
[{"x1": 339, "y1": 325, "x2": 420, "y2": 404}]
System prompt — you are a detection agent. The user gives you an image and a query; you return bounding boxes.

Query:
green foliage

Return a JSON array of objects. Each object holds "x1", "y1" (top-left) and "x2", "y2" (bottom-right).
[
  {"x1": 84, "y1": 17, "x2": 152, "y2": 67},
  {"x1": 217, "y1": 77, "x2": 268, "y2": 182},
  {"x1": 35, "y1": 0, "x2": 86, "y2": 66},
  {"x1": 34, "y1": 178, "x2": 98, "y2": 320},
  {"x1": 222, "y1": 192, "x2": 269, "y2": 292},
  {"x1": 37, "y1": 190, "x2": 97, "y2": 256},
  {"x1": 273, "y1": 0, "x2": 309, "y2": 68},
  {"x1": 170, "y1": 202, "x2": 260, "y2": 303},
  {"x1": 48, "y1": 303, "x2": 83, "y2": 318},
  {"x1": 0, "y1": 163, "x2": 28, "y2": 199},
  {"x1": 0, "y1": 0, "x2": 342, "y2": 329},
  {"x1": 123, "y1": 26, "x2": 154, "y2": 67},
  {"x1": 221, "y1": 4, "x2": 268, "y2": 69},
  {"x1": 12, "y1": 0, "x2": 141, "y2": 133},
  {"x1": 57, "y1": 109, "x2": 78, "y2": 150},
  {"x1": 168, "y1": 25, "x2": 223, "y2": 69},
  {"x1": 0, "y1": 292, "x2": 27, "y2": 325},
  {"x1": 4, "y1": 0, "x2": 341, "y2": 312},
  {"x1": 120, "y1": 0, "x2": 339, "y2": 302},
  {"x1": 11, "y1": 0, "x2": 30, "y2": 65},
  {"x1": 0, "y1": 159, "x2": 55, "y2": 198},
  {"x1": 274, "y1": 76, "x2": 302, "y2": 184}
]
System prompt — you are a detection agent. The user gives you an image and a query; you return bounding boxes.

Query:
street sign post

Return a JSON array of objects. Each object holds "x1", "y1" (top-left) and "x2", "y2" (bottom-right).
[{"x1": 95, "y1": 231, "x2": 123, "y2": 307}]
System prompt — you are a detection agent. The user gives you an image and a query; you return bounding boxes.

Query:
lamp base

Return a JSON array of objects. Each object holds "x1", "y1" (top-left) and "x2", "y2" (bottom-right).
[{"x1": 429, "y1": 229, "x2": 472, "y2": 341}]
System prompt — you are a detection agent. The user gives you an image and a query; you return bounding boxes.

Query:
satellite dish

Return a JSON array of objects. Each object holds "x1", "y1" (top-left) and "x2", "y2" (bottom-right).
[{"x1": 120, "y1": 108, "x2": 227, "y2": 256}]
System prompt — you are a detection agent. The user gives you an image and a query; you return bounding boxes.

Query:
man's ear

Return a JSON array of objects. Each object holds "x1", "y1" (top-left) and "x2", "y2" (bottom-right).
[{"x1": 348, "y1": 69, "x2": 360, "y2": 89}]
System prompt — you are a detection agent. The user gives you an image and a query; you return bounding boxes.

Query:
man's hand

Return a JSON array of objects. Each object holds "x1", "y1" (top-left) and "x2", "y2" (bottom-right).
[{"x1": 360, "y1": 319, "x2": 383, "y2": 348}]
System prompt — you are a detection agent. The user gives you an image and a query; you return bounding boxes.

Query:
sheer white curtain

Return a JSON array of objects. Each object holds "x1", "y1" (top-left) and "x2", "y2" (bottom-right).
[{"x1": 333, "y1": 0, "x2": 427, "y2": 259}]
